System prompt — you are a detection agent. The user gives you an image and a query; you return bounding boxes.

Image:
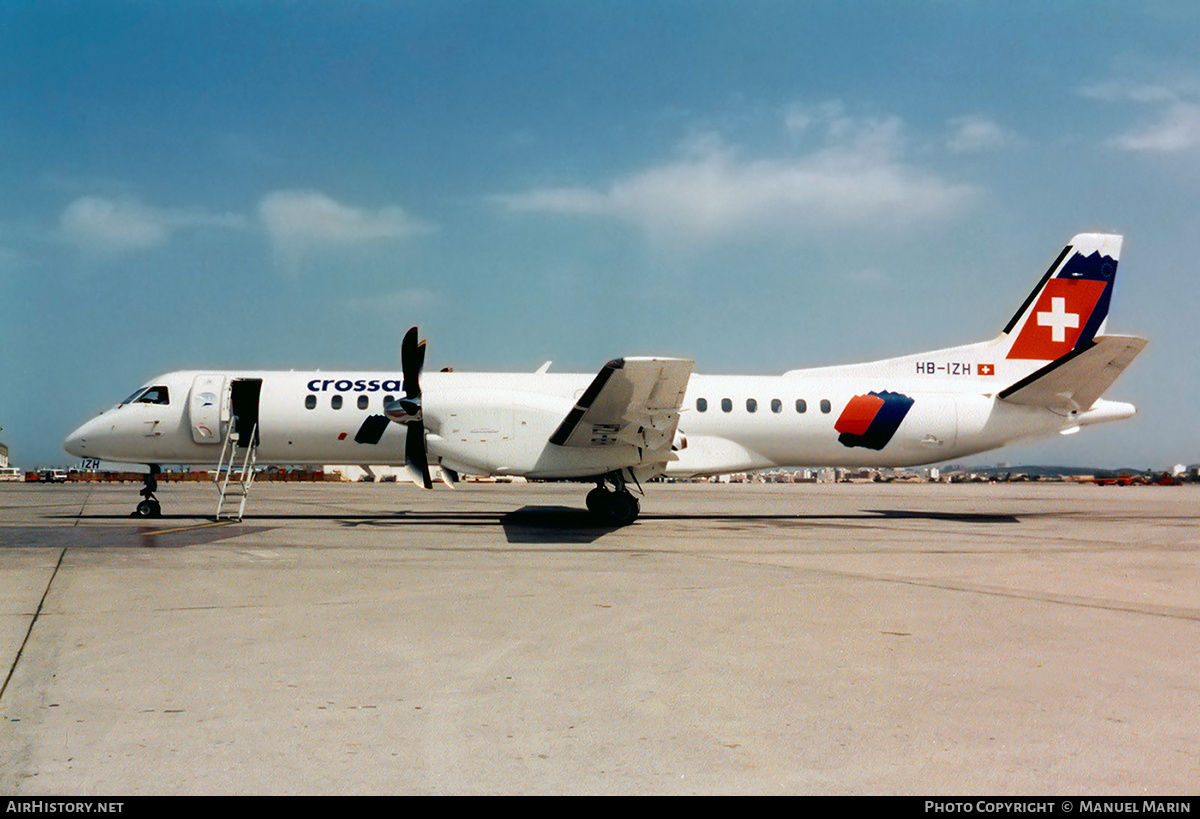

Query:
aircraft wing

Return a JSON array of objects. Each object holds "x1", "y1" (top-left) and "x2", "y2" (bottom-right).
[
  {"x1": 549, "y1": 357, "x2": 694, "y2": 458},
  {"x1": 998, "y1": 334, "x2": 1148, "y2": 413}
]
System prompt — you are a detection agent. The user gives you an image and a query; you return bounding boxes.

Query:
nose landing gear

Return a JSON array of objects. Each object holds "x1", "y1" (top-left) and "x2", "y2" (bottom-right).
[{"x1": 133, "y1": 465, "x2": 162, "y2": 518}]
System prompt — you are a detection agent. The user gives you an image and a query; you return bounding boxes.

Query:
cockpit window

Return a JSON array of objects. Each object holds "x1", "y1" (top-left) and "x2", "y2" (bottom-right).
[
  {"x1": 134, "y1": 386, "x2": 170, "y2": 405},
  {"x1": 120, "y1": 388, "x2": 149, "y2": 406}
]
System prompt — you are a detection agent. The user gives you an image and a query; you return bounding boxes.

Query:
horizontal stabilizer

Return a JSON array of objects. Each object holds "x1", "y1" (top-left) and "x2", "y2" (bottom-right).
[{"x1": 998, "y1": 334, "x2": 1147, "y2": 413}]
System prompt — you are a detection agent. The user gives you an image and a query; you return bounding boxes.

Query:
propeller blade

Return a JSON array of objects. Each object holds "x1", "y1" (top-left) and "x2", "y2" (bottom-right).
[
  {"x1": 405, "y1": 419, "x2": 432, "y2": 489},
  {"x1": 401, "y1": 326, "x2": 425, "y2": 398},
  {"x1": 399, "y1": 327, "x2": 431, "y2": 489}
]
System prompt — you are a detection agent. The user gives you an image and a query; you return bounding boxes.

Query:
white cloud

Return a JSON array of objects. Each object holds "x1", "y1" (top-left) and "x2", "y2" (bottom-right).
[
  {"x1": 58, "y1": 196, "x2": 246, "y2": 257},
  {"x1": 945, "y1": 115, "x2": 1014, "y2": 153},
  {"x1": 843, "y1": 266, "x2": 890, "y2": 286},
  {"x1": 1080, "y1": 80, "x2": 1181, "y2": 105},
  {"x1": 258, "y1": 189, "x2": 431, "y2": 271},
  {"x1": 345, "y1": 287, "x2": 436, "y2": 314},
  {"x1": 1082, "y1": 78, "x2": 1200, "y2": 154},
  {"x1": 1110, "y1": 101, "x2": 1200, "y2": 153},
  {"x1": 497, "y1": 113, "x2": 976, "y2": 242},
  {"x1": 783, "y1": 100, "x2": 851, "y2": 136},
  {"x1": 500, "y1": 187, "x2": 609, "y2": 215},
  {"x1": 56, "y1": 190, "x2": 431, "y2": 270}
]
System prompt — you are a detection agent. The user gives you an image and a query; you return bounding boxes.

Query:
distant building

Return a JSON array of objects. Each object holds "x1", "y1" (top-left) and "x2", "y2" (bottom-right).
[
  {"x1": 0, "y1": 442, "x2": 8, "y2": 468},
  {"x1": 325, "y1": 465, "x2": 409, "y2": 482}
]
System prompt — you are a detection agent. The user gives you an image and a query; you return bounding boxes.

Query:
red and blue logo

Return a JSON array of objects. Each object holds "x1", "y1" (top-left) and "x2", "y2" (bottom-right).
[{"x1": 835, "y1": 391, "x2": 914, "y2": 450}]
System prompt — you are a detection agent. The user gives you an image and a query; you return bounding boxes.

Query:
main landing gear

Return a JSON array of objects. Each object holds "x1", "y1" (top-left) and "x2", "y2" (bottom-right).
[
  {"x1": 586, "y1": 471, "x2": 642, "y2": 526},
  {"x1": 133, "y1": 465, "x2": 162, "y2": 518}
]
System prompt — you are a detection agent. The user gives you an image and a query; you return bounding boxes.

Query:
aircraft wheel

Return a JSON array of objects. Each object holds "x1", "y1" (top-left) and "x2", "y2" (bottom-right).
[
  {"x1": 134, "y1": 499, "x2": 161, "y2": 518},
  {"x1": 602, "y1": 492, "x2": 640, "y2": 526},
  {"x1": 586, "y1": 487, "x2": 611, "y2": 516}
]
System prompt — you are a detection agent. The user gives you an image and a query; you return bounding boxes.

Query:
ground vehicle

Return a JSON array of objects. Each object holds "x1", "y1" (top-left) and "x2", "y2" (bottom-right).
[{"x1": 1094, "y1": 472, "x2": 1183, "y2": 486}]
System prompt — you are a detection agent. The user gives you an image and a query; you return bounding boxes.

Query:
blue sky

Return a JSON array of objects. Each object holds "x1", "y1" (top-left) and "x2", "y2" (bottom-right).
[{"x1": 3, "y1": 1, "x2": 1199, "y2": 469}]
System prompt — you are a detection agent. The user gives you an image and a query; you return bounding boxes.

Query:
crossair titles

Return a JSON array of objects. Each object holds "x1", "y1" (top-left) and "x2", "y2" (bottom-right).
[{"x1": 306, "y1": 377, "x2": 405, "y2": 393}]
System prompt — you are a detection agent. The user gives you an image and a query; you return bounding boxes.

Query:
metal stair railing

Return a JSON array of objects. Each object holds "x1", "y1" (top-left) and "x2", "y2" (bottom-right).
[{"x1": 215, "y1": 421, "x2": 258, "y2": 521}]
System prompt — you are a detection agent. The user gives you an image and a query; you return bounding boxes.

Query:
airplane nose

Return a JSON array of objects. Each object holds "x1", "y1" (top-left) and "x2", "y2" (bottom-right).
[{"x1": 64, "y1": 420, "x2": 93, "y2": 458}]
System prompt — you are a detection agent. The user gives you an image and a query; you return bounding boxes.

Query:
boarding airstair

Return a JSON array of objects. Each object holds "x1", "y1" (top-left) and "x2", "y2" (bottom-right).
[{"x1": 214, "y1": 420, "x2": 258, "y2": 521}]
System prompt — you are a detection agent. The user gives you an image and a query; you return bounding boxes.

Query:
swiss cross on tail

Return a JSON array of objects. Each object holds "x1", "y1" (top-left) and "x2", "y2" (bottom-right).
[{"x1": 1005, "y1": 235, "x2": 1119, "y2": 361}]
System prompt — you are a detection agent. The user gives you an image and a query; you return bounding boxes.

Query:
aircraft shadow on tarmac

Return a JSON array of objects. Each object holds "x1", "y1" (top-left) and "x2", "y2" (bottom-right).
[
  {"x1": 42, "y1": 506, "x2": 1019, "y2": 548},
  {"x1": 339, "y1": 505, "x2": 1022, "y2": 543},
  {"x1": 501, "y1": 507, "x2": 1019, "y2": 544}
]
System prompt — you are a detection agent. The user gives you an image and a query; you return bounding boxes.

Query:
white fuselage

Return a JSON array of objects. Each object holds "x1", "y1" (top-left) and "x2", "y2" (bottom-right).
[
  {"x1": 62, "y1": 232, "x2": 1145, "y2": 521},
  {"x1": 63, "y1": 367, "x2": 1133, "y2": 479}
]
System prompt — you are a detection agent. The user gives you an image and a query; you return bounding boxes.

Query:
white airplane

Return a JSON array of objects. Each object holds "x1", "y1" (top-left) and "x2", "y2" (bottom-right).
[{"x1": 64, "y1": 233, "x2": 1146, "y2": 525}]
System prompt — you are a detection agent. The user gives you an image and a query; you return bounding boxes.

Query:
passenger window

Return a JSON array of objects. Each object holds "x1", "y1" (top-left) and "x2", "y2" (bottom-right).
[
  {"x1": 384, "y1": 395, "x2": 395, "y2": 406},
  {"x1": 721, "y1": 398, "x2": 733, "y2": 413},
  {"x1": 771, "y1": 398, "x2": 782, "y2": 413},
  {"x1": 696, "y1": 397, "x2": 707, "y2": 412},
  {"x1": 137, "y1": 386, "x2": 170, "y2": 405},
  {"x1": 796, "y1": 399, "x2": 807, "y2": 413},
  {"x1": 305, "y1": 395, "x2": 317, "y2": 410},
  {"x1": 331, "y1": 395, "x2": 343, "y2": 410},
  {"x1": 746, "y1": 398, "x2": 757, "y2": 413},
  {"x1": 358, "y1": 395, "x2": 369, "y2": 410},
  {"x1": 820, "y1": 399, "x2": 832, "y2": 414}
]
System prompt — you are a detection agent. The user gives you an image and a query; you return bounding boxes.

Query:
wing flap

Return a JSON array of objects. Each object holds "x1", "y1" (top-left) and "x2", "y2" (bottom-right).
[
  {"x1": 998, "y1": 334, "x2": 1147, "y2": 413},
  {"x1": 550, "y1": 357, "x2": 694, "y2": 456}
]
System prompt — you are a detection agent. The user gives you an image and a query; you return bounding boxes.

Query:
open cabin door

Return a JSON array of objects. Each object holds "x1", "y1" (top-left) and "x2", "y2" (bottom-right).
[
  {"x1": 188, "y1": 375, "x2": 228, "y2": 444},
  {"x1": 230, "y1": 378, "x2": 262, "y2": 448},
  {"x1": 188, "y1": 376, "x2": 262, "y2": 447}
]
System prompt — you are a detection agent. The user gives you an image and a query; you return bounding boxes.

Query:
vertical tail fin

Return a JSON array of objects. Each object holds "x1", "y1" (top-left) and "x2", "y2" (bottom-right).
[
  {"x1": 780, "y1": 232, "x2": 1129, "y2": 389},
  {"x1": 1001, "y1": 233, "x2": 1121, "y2": 363}
]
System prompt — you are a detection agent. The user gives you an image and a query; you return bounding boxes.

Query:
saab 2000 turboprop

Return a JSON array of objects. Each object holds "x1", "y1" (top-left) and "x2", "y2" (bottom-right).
[{"x1": 64, "y1": 232, "x2": 1146, "y2": 525}]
